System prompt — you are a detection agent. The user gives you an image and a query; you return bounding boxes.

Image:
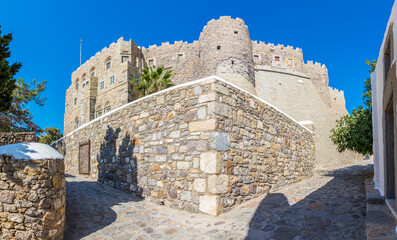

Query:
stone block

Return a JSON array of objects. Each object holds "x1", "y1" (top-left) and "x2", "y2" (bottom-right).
[
  {"x1": 8, "y1": 213, "x2": 24, "y2": 223},
  {"x1": 194, "y1": 86, "x2": 202, "y2": 95},
  {"x1": 155, "y1": 155, "x2": 166, "y2": 162},
  {"x1": 197, "y1": 107, "x2": 207, "y2": 120},
  {"x1": 189, "y1": 119, "x2": 216, "y2": 132},
  {"x1": 208, "y1": 175, "x2": 229, "y2": 194},
  {"x1": 169, "y1": 131, "x2": 181, "y2": 138},
  {"x1": 180, "y1": 191, "x2": 191, "y2": 201},
  {"x1": 212, "y1": 132, "x2": 230, "y2": 151},
  {"x1": 194, "y1": 178, "x2": 206, "y2": 193},
  {"x1": 199, "y1": 195, "x2": 219, "y2": 216},
  {"x1": 198, "y1": 93, "x2": 216, "y2": 103},
  {"x1": 0, "y1": 190, "x2": 15, "y2": 204},
  {"x1": 177, "y1": 162, "x2": 190, "y2": 170},
  {"x1": 200, "y1": 151, "x2": 220, "y2": 174},
  {"x1": 215, "y1": 103, "x2": 232, "y2": 118}
]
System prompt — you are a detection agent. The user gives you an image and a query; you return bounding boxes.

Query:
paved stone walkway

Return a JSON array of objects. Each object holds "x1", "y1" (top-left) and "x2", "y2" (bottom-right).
[{"x1": 64, "y1": 160, "x2": 373, "y2": 240}]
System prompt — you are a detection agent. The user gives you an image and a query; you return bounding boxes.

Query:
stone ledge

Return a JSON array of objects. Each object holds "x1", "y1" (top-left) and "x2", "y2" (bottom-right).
[{"x1": 365, "y1": 179, "x2": 397, "y2": 240}]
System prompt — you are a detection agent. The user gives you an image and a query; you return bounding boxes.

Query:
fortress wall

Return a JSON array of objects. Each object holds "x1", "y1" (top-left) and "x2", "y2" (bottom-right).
[
  {"x1": 303, "y1": 61, "x2": 332, "y2": 107},
  {"x1": 212, "y1": 80, "x2": 315, "y2": 214},
  {"x1": 53, "y1": 77, "x2": 314, "y2": 215},
  {"x1": 255, "y1": 70, "x2": 363, "y2": 167},
  {"x1": 197, "y1": 16, "x2": 256, "y2": 94},
  {"x1": 141, "y1": 41, "x2": 199, "y2": 85},
  {"x1": 329, "y1": 87, "x2": 349, "y2": 118},
  {"x1": 65, "y1": 38, "x2": 140, "y2": 134},
  {"x1": 252, "y1": 42, "x2": 305, "y2": 72}
]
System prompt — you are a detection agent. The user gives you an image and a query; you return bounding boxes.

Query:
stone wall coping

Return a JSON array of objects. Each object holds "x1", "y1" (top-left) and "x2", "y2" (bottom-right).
[
  {"x1": 0, "y1": 143, "x2": 64, "y2": 160},
  {"x1": 55, "y1": 75, "x2": 313, "y2": 144}
]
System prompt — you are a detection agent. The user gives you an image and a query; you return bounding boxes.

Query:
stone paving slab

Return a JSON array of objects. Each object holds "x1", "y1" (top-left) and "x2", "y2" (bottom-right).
[{"x1": 64, "y1": 160, "x2": 373, "y2": 240}]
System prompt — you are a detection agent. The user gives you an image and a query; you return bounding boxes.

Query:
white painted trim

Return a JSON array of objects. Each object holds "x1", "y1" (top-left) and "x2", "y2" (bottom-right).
[{"x1": 53, "y1": 76, "x2": 312, "y2": 144}]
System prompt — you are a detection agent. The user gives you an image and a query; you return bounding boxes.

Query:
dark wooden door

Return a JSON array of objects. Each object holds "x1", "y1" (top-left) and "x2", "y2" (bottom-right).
[{"x1": 79, "y1": 140, "x2": 90, "y2": 175}]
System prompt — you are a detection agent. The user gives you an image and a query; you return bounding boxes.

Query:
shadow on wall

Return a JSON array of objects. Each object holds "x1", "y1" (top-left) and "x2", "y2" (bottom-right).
[
  {"x1": 64, "y1": 126, "x2": 142, "y2": 239},
  {"x1": 245, "y1": 164, "x2": 373, "y2": 240},
  {"x1": 97, "y1": 126, "x2": 140, "y2": 195}
]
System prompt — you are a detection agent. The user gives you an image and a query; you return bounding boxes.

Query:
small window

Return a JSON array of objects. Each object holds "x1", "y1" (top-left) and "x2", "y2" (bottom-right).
[
  {"x1": 105, "y1": 106, "x2": 111, "y2": 113},
  {"x1": 253, "y1": 55, "x2": 260, "y2": 62},
  {"x1": 234, "y1": 30, "x2": 238, "y2": 34},
  {"x1": 122, "y1": 56, "x2": 129, "y2": 63},
  {"x1": 74, "y1": 98, "x2": 77, "y2": 105},
  {"x1": 96, "y1": 109, "x2": 102, "y2": 118},
  {"x1": 148, "y1": 59, "x2": 154, "y2": 67},
  {"x1": 275, "y1": 56, "x2": 280, "y2": 61},
  {"x1": 99, "y1": 80, "x2": 105, "y2": 90},
  {"x1": 76, "y1": 83, "x2": 79, "y2": 90},
  {"x1": 90, "y1": 66, "x2": 95, "y2": 77},
  {"x1": 231, "y1": 60, "x2": 234, "y2": 65},
  {"x1": 287, "y1": 59, "x2": 293, "y2": 66},
  {"x1": 178, "y1": 54, "x2": 184, "y2": 60},
  {"x1": 105, "y1": 57, "x2": 112, "y2": 70},
  {"x1": 82, "y1": 83, "x2": 85, "y2": 88},
  {"x1": 110, "y1": 76, "x2": 115, "y2": 85},
  {"x1": 217, "y1": 46, "x2": 221, "y2": 50},
  {"x1": 74, "y1": 117, "x2": 79, "y2": 129}
]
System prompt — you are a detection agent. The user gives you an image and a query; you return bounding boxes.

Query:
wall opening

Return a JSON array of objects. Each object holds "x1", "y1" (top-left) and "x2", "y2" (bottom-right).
[
  {"x1": 217, "y1": 46, "x2": 221, "y2": 50},
  {"x1": 384, "y1": 99, "x2": 396, "y2": 200}
]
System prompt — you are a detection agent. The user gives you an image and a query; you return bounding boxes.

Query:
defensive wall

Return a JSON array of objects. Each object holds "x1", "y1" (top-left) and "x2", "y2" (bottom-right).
[
  {"x1": 254, "y1": 70, "x2": 363, "y2": 167},
  {"x1": 54, "y1": 76, "x2": 315, "y2": 215},
  {"x1": 64, "y1": 15, "x2": 359, "y2": 169}
]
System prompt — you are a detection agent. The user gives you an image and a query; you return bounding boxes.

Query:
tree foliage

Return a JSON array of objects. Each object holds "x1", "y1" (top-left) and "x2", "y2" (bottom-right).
[
  {"x1": 0, "y1": 78, "x2": 46, "y2": 132},
  {"x1": 0, "y1": 26, "x2": 21, "y2": 112},
  {"x1": 330, "y1": 59, "x2": 376, "y2": 155},
  {"x1": 39, "y1": 127, "x2": 63, "y2": 145},
  {"x1": 132, "y1": 66, "x2": 174, "y2": 98}
]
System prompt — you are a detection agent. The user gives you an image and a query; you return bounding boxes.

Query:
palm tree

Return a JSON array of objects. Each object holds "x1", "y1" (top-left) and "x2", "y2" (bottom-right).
[{"x1": 132, "y1": 66, "x2": 173, "y2": 98}]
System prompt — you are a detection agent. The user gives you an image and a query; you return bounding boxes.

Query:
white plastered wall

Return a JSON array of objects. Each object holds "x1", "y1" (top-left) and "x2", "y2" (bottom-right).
[{"x1": 373, "y1": 1, "x2": 397, "y2": 196}]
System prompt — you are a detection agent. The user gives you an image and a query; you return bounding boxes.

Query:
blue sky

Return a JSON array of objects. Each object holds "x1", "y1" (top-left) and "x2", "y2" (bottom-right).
[{"x1": 0, "y1": 0, "x2": 394, "y2": 133}]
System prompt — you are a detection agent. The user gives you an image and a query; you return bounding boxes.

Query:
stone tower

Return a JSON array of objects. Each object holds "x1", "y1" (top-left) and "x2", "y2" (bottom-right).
[{"x1": 197, "y1": 16, "x2": 257, "y2": 94}]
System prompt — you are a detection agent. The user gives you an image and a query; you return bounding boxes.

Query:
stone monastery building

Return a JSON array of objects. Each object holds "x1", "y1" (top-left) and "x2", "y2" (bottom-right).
[{"x1": 65, "y1": 16, "x2": 360, "y2": 167}]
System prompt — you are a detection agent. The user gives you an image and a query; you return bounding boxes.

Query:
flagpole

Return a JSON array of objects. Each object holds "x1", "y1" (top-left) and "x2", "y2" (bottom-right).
[{"x1": 80, "y1": 39, "x2": 82, "y2": 66}]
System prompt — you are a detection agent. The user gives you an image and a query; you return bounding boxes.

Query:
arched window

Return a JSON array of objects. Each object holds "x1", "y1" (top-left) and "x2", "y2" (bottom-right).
[
  {"x1": 74, "y1": 117, "x2": 79, "y2": 129},
  {"x1": 105, "y1": 101, "x2": 111, "y2": 113},
  {"x1": 75, "y1": 78, "x2": 79, "y2": 90},
  {"x1": 82, "y1": 73, "x2": 87, "y2": 88},
  {"x1": 90, "y1": 66, "x2": 95, "y2": 77},
  {"x1": 105, "y1": 56, "x2": 112, "y2": 70}
]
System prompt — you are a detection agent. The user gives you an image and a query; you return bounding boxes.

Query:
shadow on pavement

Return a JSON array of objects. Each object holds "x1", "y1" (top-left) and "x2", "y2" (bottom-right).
[
  {"x1": 245, "y1": 163, "x2": 373, "y2": 240},
  {"x1": 64, "y1": 179, "x2": 142, "y2": 240}
]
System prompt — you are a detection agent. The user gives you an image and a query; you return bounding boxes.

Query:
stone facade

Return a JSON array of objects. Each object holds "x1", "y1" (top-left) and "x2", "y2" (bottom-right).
[
  {"x1": 54, "y1": 77, "x2": 314, "y2": 215},
  {"x1": 0, "y1": 155, "x2": 65, "y2": 239},
  {"x1": 64, "y1": 16, "x2": 360, "y2": 167},
  {"x1": 0, "y1": 132, "x2": 38, "y2": 146}
]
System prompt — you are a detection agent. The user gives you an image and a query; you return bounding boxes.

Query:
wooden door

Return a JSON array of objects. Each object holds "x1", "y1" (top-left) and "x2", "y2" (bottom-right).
[{"x1": 79, "y1": 140, "x2": 90, "y2": 175}]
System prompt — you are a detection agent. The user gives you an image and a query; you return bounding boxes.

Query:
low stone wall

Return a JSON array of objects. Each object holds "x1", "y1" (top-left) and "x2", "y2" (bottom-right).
[
  {"x1": 0, "y1": 154, "x2": 65, "y2": 239},
  {"x1": 53, "y1": 76, "x2": 314, "y2": 215},
  {"x1": 0, "y1": 132, "x2": 38, "y2": 146}
]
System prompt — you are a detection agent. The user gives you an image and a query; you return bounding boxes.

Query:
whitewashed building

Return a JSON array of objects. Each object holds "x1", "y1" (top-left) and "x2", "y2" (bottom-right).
[{"x1": 372, "y1": 1, "x2": 397, "y2": 214}]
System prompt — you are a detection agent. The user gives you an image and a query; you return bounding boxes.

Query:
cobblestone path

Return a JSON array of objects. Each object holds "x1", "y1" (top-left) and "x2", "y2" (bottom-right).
[{"x1": 64, "y1": 161, "x2": 373, "y2": 240}]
